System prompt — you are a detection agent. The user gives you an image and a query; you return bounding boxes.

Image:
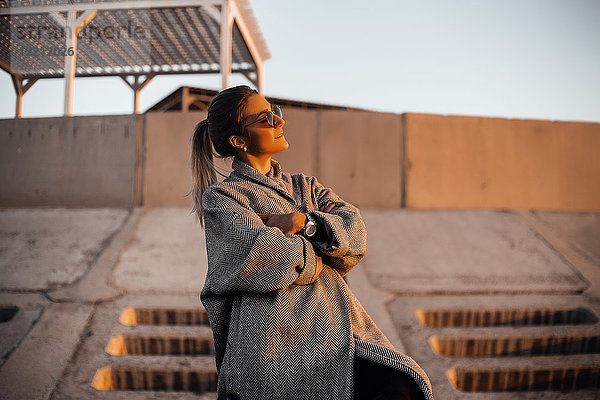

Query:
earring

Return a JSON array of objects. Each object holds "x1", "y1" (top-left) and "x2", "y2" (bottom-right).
[{"x1": 243, "y1": 145, "x2": 247, "y2": 152}]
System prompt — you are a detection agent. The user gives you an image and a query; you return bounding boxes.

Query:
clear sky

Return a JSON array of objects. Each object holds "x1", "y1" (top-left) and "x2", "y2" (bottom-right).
[{"x1": 1, "y1": 0, "x2": 599, "y2": 122}]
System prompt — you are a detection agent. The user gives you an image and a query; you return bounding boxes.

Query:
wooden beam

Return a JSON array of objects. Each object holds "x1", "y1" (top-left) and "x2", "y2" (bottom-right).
[
  {"x1": 50, "y1": 9, "x2": 98, "y2": 116},
  {"x1": 11, "y1": 75, "x2": 24, "y2": 118},
  {"x1": 0, "y1": 59, "x2": 20, "y2": 76},
  {"x1": 0, "y1": 0, "x2": 224, "y2": 15},
  {"x1": 133, "y1": 75, "x2": 155, "y2": 114},
  {"x1": 63, "y1": 10, "x2": 77, "y2": 116},
  {"x1": 75, "y1": 10, "x2": 97, "y2": 34},
  {"x1": 121, "y1": 74, "x2": 156, "y2": 114},
  {"x1": 220, "y1": 1, "x2": 233, "y2": 90},
  {"x1": 230, "y1": 0, "x2": 268, "y2": 64},
  {"x1": 182, "y1": 87, "x2": 191, "y2": 112},
  {"x1": 256, "y1": 62, "x2": 263, "y2": 94},
  {"x1": 201, "y1": 5, "x2": 221, "y2": 23},
  {"x1": 9, "y1": 75, "x2": 38, "y2": 118},
  {"x1": 22, "y1": 78, "x2": 39, "y2": 94},
  {"x1": 230, "y1": 0, "x2": 266, "y2": 92}
]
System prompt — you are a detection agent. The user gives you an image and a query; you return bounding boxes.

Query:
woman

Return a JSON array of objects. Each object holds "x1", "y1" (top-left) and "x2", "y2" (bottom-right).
[{"x1": 190, "y1": 85, "x2": 433, "y2": 399}]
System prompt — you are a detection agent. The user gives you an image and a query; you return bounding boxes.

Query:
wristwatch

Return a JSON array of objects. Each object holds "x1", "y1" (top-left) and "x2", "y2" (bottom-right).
[{"x1": 302, "y1": 213, "x2": 317, "y2": 237}]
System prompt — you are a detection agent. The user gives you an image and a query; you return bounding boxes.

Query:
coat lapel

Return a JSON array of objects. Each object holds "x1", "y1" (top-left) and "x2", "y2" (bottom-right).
[{"x1": 231, "y1": 157, "x2": 296, "y2": 202}]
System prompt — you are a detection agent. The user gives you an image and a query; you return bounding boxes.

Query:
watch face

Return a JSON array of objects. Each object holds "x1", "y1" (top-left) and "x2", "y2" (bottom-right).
[{"x1": 305, "y1": 224, "x2": 317, "y2": 236}]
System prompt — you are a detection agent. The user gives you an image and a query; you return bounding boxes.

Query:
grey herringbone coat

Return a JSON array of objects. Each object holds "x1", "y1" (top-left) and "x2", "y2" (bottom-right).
[{"x1": 200, "y1": 157, "x2": 433, "y2": 399}]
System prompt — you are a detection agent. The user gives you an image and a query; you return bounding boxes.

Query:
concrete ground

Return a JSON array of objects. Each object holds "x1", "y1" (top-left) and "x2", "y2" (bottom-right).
[{"x1": 0, "y1": 207, "x2": 598, "y2": 399}]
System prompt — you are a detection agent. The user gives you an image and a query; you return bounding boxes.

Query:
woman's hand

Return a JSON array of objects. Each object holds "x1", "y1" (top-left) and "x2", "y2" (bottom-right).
[
  {"x1": 257, "y1": 204, "x2": 336, "y2": 234},
  {"x1": 256, "y1": 212, "x2": 307, "y2": 234}
]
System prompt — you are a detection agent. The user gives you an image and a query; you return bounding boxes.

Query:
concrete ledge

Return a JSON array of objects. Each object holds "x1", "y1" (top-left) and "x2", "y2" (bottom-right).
[
  {"x1": 0, "y1": 208, "x2": 130, "y2": 291},
  {"x1": 361, "y1": 209, "x2": 588, "y2": 295},
  {"x1": 49, "y1": 208, "x2": 143, "y2": 303},
  {"x1": 110, "y1": 208, "x2": 208, "y2": 294},
  {"x1": 516, "y1": 210, "x2": 600, "y2": 299}
]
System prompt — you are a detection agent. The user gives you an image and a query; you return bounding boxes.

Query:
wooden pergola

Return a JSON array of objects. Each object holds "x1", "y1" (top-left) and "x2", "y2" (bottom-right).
[{"x1": 0, "y1": 0, "x2": 270, "y2": 117}]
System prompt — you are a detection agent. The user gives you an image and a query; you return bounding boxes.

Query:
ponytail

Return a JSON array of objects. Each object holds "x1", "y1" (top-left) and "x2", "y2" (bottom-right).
[
  {"x1": 187, "y1": 85, "x2": 259, "y2": 226},
  {"x1": 189, "y1": 119, "x2": 218, "y2": 227}
]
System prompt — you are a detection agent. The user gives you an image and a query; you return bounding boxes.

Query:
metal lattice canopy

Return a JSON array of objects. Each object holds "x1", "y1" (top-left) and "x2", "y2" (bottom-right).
[{"x1": 0, "y1": 0, "x2": 270, "y2": 116}]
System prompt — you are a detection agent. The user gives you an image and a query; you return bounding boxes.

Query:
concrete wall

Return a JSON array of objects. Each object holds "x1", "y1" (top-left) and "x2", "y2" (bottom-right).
[
  {"x1": 405, "y1": 113, "x2": 600, "y2": 210},
  {"x1": 143, "y1": 111, "x2": 205, "y2": 208},
  {"x1": 1, "y1": 111, "x2": 598, "y2": 210},
  {"x1": 0, "y1": 115, "x2": 139, "y2": 207},
  {"x1": 270, "y1": 109, "x2": 320, "y2": 178},
  {"x1": 142, "y1": 110, "x2": 256, "y2": 208},
  {"x1": 316, "y1": 111, "x2": 402, "y2": 208},
  {"x1": 141, "y1": 109, "x2": 403, "y2": 209},
  {"x1": 258, "y1": 109, "x2": 403, "y2": 208}
]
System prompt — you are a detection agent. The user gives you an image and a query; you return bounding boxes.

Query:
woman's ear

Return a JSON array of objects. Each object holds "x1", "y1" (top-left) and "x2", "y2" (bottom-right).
[{"x1": 229, "y1": 135, "x2": 245, "y2": 150}]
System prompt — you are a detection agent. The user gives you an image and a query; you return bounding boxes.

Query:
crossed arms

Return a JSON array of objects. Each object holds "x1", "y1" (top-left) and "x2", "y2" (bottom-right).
[{"x1": 201, "y1": 178, "x2": 367, "y2": 295}]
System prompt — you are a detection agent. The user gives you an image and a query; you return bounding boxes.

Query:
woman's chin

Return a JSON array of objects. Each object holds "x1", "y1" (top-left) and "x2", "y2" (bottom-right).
[
  {"x1": 279, "y1": 139, "x2": 289, "y2": 151},
  {"x1": 267, "y1": 139, "x2": 289, "y2": 155}
]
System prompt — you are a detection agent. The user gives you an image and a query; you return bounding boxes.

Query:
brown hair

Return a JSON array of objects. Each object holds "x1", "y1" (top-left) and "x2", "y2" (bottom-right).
[{"x1": 188, "y1": 85, "x2": 258, "y2": 226}]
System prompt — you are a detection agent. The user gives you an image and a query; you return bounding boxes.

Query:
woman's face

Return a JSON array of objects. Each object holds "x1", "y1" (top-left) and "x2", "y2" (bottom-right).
[{"x1": 241, "y1": 94, "x2": 288, "y2": 155}]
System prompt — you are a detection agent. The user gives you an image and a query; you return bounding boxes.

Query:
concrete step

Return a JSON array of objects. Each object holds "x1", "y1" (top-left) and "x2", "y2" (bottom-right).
[
  {"x1": 389, "y1": 294, "x2": 600, "y2": 399},
  {"x1": 429, "y1": 331, "x2": 600, "y2": 357},
  {"x1": 91, "y1": 365, "x2": 217, "y2": 393},
  {"x1": 105, "y1": 334, "x2": 215, "y2": 356},
  {"x1": 51, "y1": 294, "x2": 218, "y2": 400}
]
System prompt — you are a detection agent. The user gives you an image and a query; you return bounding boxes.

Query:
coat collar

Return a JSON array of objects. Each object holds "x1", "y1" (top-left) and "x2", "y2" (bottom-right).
[{"x1": 230, "y1": 157, "x2": 295, "y2": 201}]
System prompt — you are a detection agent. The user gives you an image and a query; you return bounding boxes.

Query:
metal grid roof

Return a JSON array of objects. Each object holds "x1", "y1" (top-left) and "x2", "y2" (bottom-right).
[{"x1": 0, "y1": 0, "x2": 269, "y2": 84}]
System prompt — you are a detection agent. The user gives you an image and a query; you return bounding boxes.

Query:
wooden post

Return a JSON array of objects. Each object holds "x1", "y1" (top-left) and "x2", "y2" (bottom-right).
[
  {"x1": 10, "y1": 76, "x2": 39, "y2": 118},
  {"x1": 121, "y1": 75, "x2": 155, "y2": 114},
  {"x1": 63, "y1": 10, "x2": 77, "y2": 116},
  {"x1": 220, "y1": 0, "x2": 232, "y2": 90},
  {"x1": 256, "y1": 62, "x2": 263, "y2": 95},
  {"x1": 50, "y1": 10, "x2": 96, "y2": 116}
]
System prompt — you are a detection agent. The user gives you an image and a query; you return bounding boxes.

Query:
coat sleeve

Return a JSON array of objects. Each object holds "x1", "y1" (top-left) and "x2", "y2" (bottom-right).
[
  {"x1": 306, "y1": 176, "x2": 367, "y2": 276},
  {"x1": 201, "y1": 185, "x2": 324, "y2": 295}
]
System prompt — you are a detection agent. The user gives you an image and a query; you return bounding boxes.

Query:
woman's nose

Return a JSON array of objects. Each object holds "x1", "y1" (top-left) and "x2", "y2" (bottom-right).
[{"x1": 274, "y1": 114, "x2": 285, "y2": 128}]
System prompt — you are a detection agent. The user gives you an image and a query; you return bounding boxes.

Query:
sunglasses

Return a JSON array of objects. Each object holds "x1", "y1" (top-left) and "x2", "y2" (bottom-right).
[{"x1": 246, "y1": 105, "x2": 283, "y2": 128}]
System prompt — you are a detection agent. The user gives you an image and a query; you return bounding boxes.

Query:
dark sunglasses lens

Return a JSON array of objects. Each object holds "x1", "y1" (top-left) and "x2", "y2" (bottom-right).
[{"x1": 258, "y1": 106, "x2": 281, "y2": 127}]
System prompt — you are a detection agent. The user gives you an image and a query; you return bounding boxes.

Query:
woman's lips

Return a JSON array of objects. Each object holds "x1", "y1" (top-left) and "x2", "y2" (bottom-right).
[{"x1": 275, "y1": 133, "x2": 284, "y2": 139}]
